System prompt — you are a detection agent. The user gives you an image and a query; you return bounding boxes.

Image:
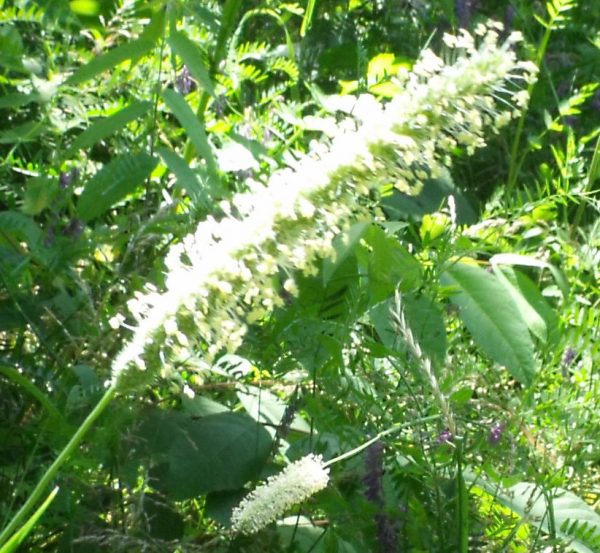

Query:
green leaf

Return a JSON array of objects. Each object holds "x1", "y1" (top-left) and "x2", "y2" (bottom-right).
[
  {"x1": 77, "y1": 152, "x2": 158, "y2": 221},
  {"x1": 0, "y1": 487, "x2": 58, "y2": 553},
  {"x1": 489, "y1": 253, "x2": 569, "y2": 299},
  {"x1": 370, "y1": 292, "x2": 446, "y2": 366},
  {"x1": 237, "y1": 385, "x2": 311, "y2": 433},
  {"x1": 0, "y1": 365, "x2": 65, "y2": 426},
  {"x1": 161, "y1": 412, "x2": 272, "y2": 500},
  {"x1": 0, "y1": 121, "x2": 46, "y2": 143},
  {"x1": 359, "y1": 225, "x2": 421, "y2": 303},
  {"x1": 442, "y1": 262, "x2": 536, "y2": 384},
  {"x1": 65, "y1": 38, "x2": 156, "y2": 86},
  {"x1": 68, "y1": 101, "x2": 152, "y2": 153},
  {"x1": 161, "y1": 88, "x2": 218, "y2": 180},
  {"x1": 0, "y1": 92, "x2": 37, "y2": 109},
  {"x1": 492, "y1": 266, "x2": 558, "y2": 345},
  {"x1": 471, "y1": 478, "x2": 600, "y2": 553},
  {"x1": 0, "y1": 211, "x2": 43, "y2": 246},
  {"x1": 322, "y1": 222, "x2": 369, "y2": 285},
  {"x1": 168, "y1": 31, "x2": 216, "y2": 97},
  {"x1": 21, "y1": 176, "x2": 57, "y2": 215},
  {"x1": 156, "y1": 146, "x2": 208, "y2": 207}
]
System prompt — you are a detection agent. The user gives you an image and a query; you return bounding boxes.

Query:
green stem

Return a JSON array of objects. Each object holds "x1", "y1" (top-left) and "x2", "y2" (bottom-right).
[
  {"x1": 455, "y1": 438, "x2": 469, "y2": 553},
  {"x1": 0, "y1": 384, "x2": 118, "y2": 547},
  {"x1": 506, "y1": 22, "x2": 554, "y2": 196},
  {"x1": 324, "y1": 415, "x2": 440, "y2": 468}
]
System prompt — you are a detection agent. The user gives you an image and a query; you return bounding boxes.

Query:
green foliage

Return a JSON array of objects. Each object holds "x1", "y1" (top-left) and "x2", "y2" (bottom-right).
[{"x1": 0, "y1": 0, "x2": 599, "y2": 551}]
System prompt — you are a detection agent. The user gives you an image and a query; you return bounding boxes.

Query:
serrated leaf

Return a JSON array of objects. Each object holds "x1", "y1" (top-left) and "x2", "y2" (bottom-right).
[
  {"x1": 442, "y1": 262, "x2": 535, "y2": 384},
  {"x1": 68, "y1": 100, "x2": 152, "y2": 153},
  {"x1": 77, "y1": 152, "x2": 158, "y2": 221}
]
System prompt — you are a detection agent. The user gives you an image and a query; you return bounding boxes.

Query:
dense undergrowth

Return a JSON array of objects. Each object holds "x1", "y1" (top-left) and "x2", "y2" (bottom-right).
[{"x1": 0, "y1": 0, "x2": 599, "y2": 552}]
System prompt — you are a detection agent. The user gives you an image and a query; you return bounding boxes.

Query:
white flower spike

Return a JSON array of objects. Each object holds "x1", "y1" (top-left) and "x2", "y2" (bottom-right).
[
  {"x1": 110, "y1": 22, "x2": 537, "y2": 388},
  {"x1": 230, "y1": 454, "x2": 330, "y2": 535}
]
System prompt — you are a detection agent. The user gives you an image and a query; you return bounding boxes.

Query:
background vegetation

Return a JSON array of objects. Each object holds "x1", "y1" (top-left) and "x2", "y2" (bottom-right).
[{"x1": 0, "y1": 0, "x2": 599, "y2": 551}]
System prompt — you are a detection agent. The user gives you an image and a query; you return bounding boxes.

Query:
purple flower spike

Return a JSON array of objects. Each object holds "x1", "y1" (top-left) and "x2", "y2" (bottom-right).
[
  {"x1": 455, "y1": 0, "x2": 475, "y2": 29},
  {"x1": 363, "y1": 441, "x2": 385, "y2": 505},
  {"x1": 489, "y1": 422, "x2": 504, "y2": 445}
]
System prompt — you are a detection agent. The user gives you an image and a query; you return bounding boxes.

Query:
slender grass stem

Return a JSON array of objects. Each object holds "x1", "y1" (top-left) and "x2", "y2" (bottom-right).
[{"x1": 0, "y1": 384, "x2": 118, "y2": 548}]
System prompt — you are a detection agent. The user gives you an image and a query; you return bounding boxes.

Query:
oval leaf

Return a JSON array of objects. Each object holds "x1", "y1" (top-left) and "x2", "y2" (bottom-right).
[
  {"x1": 442, "y1": 261, "x2": 536, "y2": 384},
  {"x1": 163, "y1": 412, "x2": 272, "y2": 500}
]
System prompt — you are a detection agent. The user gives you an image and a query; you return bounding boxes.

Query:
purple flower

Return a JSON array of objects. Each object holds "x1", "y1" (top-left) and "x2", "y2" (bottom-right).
[
  {"x1": 363, "y1": 442, "x2": 399, "y2": 552},
  {"x1": 436, "y1": 428, "x2": 453, "y2": 444},
  {"x1": 374, "y1": 513, "x2": 399, "y2": 553},
  {"x1": 488, "y1": 422, "x2": 504, "y2": 445},
  {"x1": 62, "y1": 218, "x2": 84, "y2": 239},
  {"x1": 59, "y1": 168, "x2": 79, "y2": 189},
  {"x1": 455, "y1": 0, "x2": 475, "y2": 28},
  {"x1": 176, "y1": 65, "x2": 196, "y2": 95},
  {"x1": 504, "y1": 5, "x2": 516, "y2": 33},
  {"x1": 562, "y1": 347, "x2": 577, "y2": 367}
]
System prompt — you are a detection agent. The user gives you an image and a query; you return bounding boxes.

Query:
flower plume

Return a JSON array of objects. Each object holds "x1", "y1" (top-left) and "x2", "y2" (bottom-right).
[
  {"x1": 111, "y1": 22, "x2": 537, "y2": 387},
  {"x1": 230, "y1": 454, "x2": 330, "y2": 534}
]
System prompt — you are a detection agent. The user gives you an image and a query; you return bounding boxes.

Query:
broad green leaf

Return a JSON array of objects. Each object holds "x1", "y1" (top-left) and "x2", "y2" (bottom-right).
[
  {"x1": 77, "y1": 152, "x2": 158, "y2": 221},
  {"x1": 161, "y1": 88, "x2": 218, "y2": 180},
  {"x1": 156, "y1": 146, "x2": 208, "y2": 206},
  {"x1": 322, "y1": 222, "x2": 369, "y2": 285},
  {"x1": 381, "y1": 172, "x2": 477, "y2": 225},
  {"x1": 0, "y1": 121, "x2": 46, "y2": 143},
  {"x1": 161, "y1": 412, "x2": 272, "y2": 499},
  {"x1": 0, "y1": 211, "x2": 43, "y2": 246},
  {"x1": 21, "y1": 176, "x2": 57, "y2": 215},
  {"x1": 237, "y1": 385, "x2": 311, "y2": 433},
  {"x1": 442, "y1": 262, "x2": 535, "y2": 384},
  {"x1": 65, "y1": 38, "x2": 155, "y2": 86},
  {"x1": 168, "y1": 31, "x2": 216, "y2": 96},
  {"x1": 69, "y1": 0, "x2": 101, "y2": 16},
  {"x1": 492, "y1": 266, "x2": 558, "y2": 345},
  {"x1": 143, "y1": 496, "x2": 184, "y2": 541},
  {"x1": 492, "y1": 266, "x2": 547, "y2": 343},
  {"x1": 68, "y1": 101, "x2": 152, "y2": 153},
  {"x1": 0, "y1": 92, "x2": 37, "y2": 109},
  {"x1": 490, "y1": 253, "x2": 568, "y2": 298},
  {"x1": 471, "y1": 478, "x2": 600, "y2": 553},
  {"x1": 358, "y1": 225, "x2": 421, "y2": 303}
]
